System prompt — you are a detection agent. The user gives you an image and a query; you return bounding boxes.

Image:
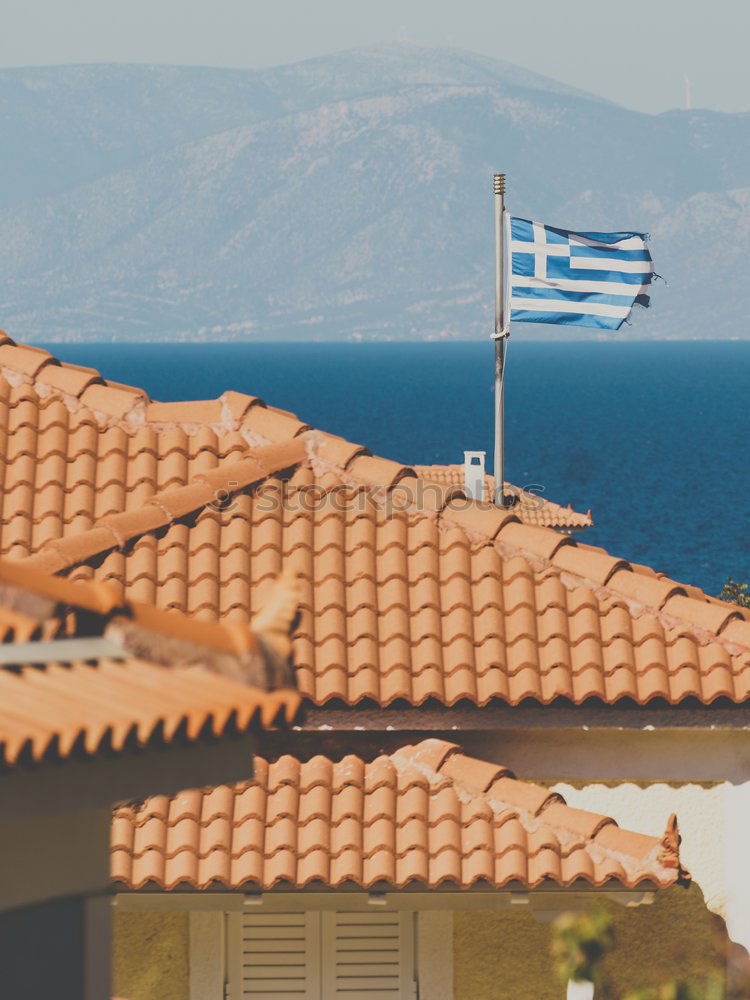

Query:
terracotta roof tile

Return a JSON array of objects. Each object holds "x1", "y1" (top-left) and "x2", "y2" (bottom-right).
[
  {"x1": 315, "y1": 433, "x2": 369, "y2": 469},
  {"x1": 497, "y1": 521, "x2": 573, "y2": 562},
  {"x1": 37, "y1": 363, "x2": 103, "y2": 398},
  {"x1": 112, "y1": 740, "x2": 685, "y2": 891},
  {"x1": 661, "y1": 594, "x2": 742, "y2": 636},
  {"x1": 722, "y1": 618, "x2": 750, "y2": 647},
  {"x1": 0, "y1": 658, "x2": 300, "y2": 767},
  {"x1": 552, "y1": 546, "x2": 630, "y2": 587},
  {"x1": 441, "y1": 503, "x2": 520, "y2": 540},
  {"x1": 0, "y1": 560, "x2": 303, "y2": 765},
  {"x1": 2, "y1": 340, "x2": 748, "y2": 708},
  {"x1": 0, "y1": 344, "x2": 55, "y2": 378},
  {"x1": 242, "y1": 405, "x2": 309, "y2": 443},
  {"x1": 80, "y1": 384, "x2": 148, "y2": 421},
  {"x1": 347, "y1": 455, "x2": 416, "y2": 490},
  {"x1": 146, "y1": 400, "x2": 224, "y2": 426},
  {"x1": 605, "y1": 569, "x2": 686, "y2": 609}
]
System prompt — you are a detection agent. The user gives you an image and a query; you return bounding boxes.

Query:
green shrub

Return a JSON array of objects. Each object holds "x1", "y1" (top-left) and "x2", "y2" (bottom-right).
[
  {"x1": 718, "y1": 578, "x2": 750, "y2": 608},
  {"x1": 551, "y1": 907, "x2": 615, "y2": 986}
]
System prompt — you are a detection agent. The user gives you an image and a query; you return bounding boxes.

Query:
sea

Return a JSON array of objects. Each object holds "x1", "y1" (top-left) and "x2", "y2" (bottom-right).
[{"x1": 40, "y1": 341, "x2": 750, "y2": 598}]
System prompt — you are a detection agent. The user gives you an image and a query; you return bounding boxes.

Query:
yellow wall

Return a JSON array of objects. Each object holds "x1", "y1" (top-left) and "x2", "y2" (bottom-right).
[
  {"x1": 454, "y1": 886, "x2": 728, "y2": 1000},
  {"x1": 113, "y1": 911, "x2": 189, "y2": 1000}
]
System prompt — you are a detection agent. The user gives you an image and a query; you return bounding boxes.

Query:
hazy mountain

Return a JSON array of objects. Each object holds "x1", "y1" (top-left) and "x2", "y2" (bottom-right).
[{"x1": 0, "y1": 45, "x2": 748, "y2": 342}]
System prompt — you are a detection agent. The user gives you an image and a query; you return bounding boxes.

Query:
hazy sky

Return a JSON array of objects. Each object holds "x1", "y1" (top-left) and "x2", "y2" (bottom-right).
[{"x1": 2, "y1": 0, "x2": 749, "y2": 115}]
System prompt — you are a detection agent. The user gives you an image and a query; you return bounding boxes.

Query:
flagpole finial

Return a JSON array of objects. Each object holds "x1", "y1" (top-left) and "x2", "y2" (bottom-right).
[{"x1": 494, "y1": 173, "x2": 505, "y2": 195}]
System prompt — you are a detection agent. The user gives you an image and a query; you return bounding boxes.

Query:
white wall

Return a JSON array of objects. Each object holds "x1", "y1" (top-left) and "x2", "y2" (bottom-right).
[
  {"x1": 461, "y1": 727, "x2": 750, "y2": 953},
  {"x1": 724, "y1": 781, "x2": 750, "y2": 952},
  {"x1": 555, "y1": 782, "x2": 725, "y2": 916}
]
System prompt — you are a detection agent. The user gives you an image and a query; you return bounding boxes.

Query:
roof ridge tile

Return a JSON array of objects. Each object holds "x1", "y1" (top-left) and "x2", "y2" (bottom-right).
[
  {"x1": 346, "y1": 454, "x2": 416, "y2": 491},
  {"x1": 441, "y1": 501, "x2": 520, "y2": 540},
  {"x1": 661, "y1": 593, "x2": 742, "y2": 637},
  {"x1": 80, "y1": 384, "x2": 149, "y2": 423},
  {"x1": 0, "y1": 344, "x2": 55, "y2": 379},
  {"x1": 599, "y1": 568, "x2": 685, "y2": 610},
  {"x1": 496, "y1": 521, "x2": 574, "y2": 562},
  {"x1": 36, "y1": 364, "x2": 104, "y2": 399},
  {"x1": 220, "y1": 390, "x2": 263, "y2": 425},
  {"x1": 552, "y1": 546, "x2": 630, "y2": 587}
]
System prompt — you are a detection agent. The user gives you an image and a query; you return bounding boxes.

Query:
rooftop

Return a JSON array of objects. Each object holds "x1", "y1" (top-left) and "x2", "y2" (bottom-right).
[
  {"x1": 1, "y1": 333, "x2": 748, "y2": 709},
  {"x1": 0, "y1": 558, "x2": 302, "y2": 767},
  {"x1": 111, "y1": 738, "x2": 685, "y2": 892}
]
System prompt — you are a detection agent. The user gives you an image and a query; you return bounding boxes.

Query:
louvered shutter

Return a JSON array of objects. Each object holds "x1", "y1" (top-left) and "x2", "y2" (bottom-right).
[
  {"x1": 320, "y1": 911, "x2": 415, "y2": 999},
  {"x1": 233, "y1": 911, "x2": 321, "y2": 999}
]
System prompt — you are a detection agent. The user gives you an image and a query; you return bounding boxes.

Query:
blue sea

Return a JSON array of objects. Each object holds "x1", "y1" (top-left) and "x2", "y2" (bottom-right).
[{"x1": 41, "y1": 341, "x2": 750, "y2": 598}]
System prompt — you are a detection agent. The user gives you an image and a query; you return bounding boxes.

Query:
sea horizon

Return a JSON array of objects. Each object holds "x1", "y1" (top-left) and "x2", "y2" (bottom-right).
[
  {"x1": 27, "y1": 336, "x2": 750, "y2": 345},
  {"x1": 38, "y1": 339, "x2": 750, "y2": 599}
]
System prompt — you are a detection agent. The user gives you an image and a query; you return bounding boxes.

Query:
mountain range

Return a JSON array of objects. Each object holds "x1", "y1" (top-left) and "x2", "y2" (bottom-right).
[{"x1": 0, "y1": 44, "x2": 748, "y2": 341}]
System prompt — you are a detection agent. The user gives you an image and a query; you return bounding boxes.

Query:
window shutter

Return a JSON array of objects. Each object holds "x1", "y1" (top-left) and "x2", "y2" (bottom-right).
[
  {"x1": 321, "y1": 910, "x2": 415, "y2": 999},
  {"x1": 235, "y1": 911, "x2": 321, "y2": 999}
]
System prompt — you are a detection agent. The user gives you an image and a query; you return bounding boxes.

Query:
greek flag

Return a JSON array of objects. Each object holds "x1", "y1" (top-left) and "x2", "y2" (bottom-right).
[{"x1": 509, "y1": 217, "x2": 654, "y2": 330}]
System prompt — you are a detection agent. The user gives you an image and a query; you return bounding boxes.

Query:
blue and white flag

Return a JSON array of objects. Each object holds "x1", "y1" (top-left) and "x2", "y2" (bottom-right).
[{"x1": 508, "y1": 217, "x2": 654, "y2": 330}]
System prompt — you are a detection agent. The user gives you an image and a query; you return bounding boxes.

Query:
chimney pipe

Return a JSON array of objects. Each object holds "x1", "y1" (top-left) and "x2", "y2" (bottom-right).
[{"x1": 463, "y1": 451, "x2": 486, "y2": 501}]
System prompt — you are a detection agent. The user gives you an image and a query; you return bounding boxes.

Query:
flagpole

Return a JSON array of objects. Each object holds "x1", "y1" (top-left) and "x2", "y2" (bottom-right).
[{"x1": 493, "y1": 172, "x2": 507, "y2": 506}]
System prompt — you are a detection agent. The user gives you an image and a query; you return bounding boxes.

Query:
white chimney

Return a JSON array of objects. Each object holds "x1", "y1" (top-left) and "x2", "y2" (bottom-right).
[{"x1": 463, "y1": 451, "x2": 486, "y2": 501}]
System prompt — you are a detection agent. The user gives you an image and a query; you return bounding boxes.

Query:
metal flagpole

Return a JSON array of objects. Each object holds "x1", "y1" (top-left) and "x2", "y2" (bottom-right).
[{"x1": 493, "y1": 172, "x2": 508, "y2": 506}]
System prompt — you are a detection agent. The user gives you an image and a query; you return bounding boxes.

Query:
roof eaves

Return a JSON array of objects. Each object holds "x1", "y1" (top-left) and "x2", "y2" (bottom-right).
[{"x1": 0, "y1": 666, "x2": 303, "y2": 767}]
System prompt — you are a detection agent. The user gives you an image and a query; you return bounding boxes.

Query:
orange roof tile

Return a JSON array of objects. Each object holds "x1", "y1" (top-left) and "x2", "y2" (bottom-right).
[
  {"x1": 111, "y1": 739, "x2": 685, "y2": 891},
  {"x1": 0, "y1": 659, "x2": 300, "y2": 767},
  {"x1": 0, "y1": 557, "x2": 303, "y2": 665},
  {"x1": 20, "y1": 472, "x2": 746, "y2": 708},
  {"x1": 0, "y1": 337, "x2": 576, "y2": 561},
  {"x1": 416, "y1": 465, "x2": 593, "y2": 529},
  {"x1": 0, "y1": 560, "x2": 303, "y2": 766},
  {"x1": 1, "y1": 336, "x2": 748, "y2": 708}
]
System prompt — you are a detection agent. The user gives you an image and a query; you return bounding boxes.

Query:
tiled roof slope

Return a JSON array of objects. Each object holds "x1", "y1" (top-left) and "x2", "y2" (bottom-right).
[
  {"x1": 416, "y1": 465, "x2": 592, "y2": 529},
  {"x1": 0, "y1": 357, "x2": 308, "y2": 561},
  {"x1": 29, "y1": 471, "x2": 750, "y2": 707},
  {"x1": 111, "y1": 739, "x2": 685, "y2": 891},
  {"x1": 0, "y1": 333, "x2": 576, "y2": 563},
  {"x1": 0, "y1": 561, "x2": 302, "y2": 766},
  {"x1": 2, "y1": 334, "x2": 750, "y2": 707}
]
